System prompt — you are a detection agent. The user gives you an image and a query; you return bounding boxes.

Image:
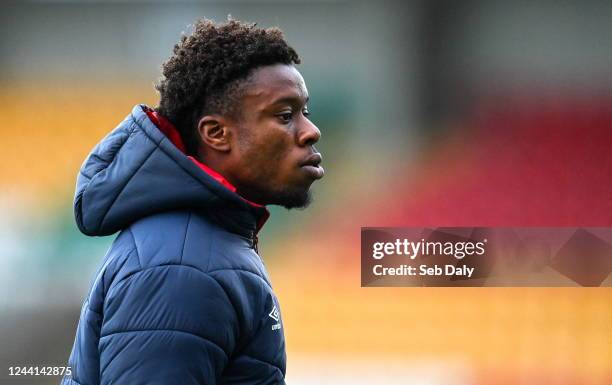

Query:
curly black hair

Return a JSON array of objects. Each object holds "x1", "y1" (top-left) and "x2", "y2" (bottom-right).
[{"x1": 155, "y1": 18, "x2": 301, "y2": 155}]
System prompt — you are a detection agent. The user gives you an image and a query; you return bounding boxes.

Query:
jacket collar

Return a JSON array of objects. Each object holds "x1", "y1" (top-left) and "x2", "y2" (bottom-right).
[
  {"x1": 74, "y1": 105, "x2": 269, "y2": 238},
  {"x1": 143, "y1": 106, "x2": 270, "y2": 234}
]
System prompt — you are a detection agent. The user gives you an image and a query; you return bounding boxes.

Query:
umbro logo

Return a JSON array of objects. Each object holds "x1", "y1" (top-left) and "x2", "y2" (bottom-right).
[
  {"x1": 269, "y1": 304, "x2": 280, "y2": 322},
  {"x1": 269, "y1": 303, "x2": 282, "y2": 331}
]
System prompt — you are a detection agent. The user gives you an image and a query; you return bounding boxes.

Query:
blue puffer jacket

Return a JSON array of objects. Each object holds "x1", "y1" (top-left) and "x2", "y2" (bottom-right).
[{"x1": 62, "y1": 105, "x2": 285, "y2": 385}]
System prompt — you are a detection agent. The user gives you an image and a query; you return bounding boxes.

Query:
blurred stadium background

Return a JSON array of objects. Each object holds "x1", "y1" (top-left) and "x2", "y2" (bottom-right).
[{"x1": 1, "y1": 1, "x2": 611, "y2": 384}]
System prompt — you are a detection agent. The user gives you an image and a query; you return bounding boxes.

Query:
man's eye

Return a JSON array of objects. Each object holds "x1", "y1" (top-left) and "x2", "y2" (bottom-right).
[
  {"x1": 303, "y1": 109, "x2": 310, "y2": 117},
  {"x1": 277, "y1": 112, "x2": 293, "y2": 123}
]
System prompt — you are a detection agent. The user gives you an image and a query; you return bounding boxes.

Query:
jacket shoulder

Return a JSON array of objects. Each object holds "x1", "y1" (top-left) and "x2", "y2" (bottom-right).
[
  {"x1": 89, "y1": 210, "x2": 272, "y2": 316},
  {"x1": 127, "y1": 210, "x2": 269, "y2": 282},
  {"x1": 128, "y1": 210, "x2": 208, "y2": 271}
]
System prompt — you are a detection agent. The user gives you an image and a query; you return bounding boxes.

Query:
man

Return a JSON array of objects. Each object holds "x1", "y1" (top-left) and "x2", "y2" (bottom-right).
[{"x1": 63, "y1": 19, "x2": 322, "y2": 385}]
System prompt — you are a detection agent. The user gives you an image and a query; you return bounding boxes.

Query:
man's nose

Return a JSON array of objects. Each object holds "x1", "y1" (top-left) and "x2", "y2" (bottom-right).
[{"x1": 297, "y1": 119, "x2": 321, "y2": 146}]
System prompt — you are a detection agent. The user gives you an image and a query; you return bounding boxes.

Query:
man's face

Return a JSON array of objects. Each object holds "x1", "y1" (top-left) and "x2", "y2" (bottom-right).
[{"x1": 228, "y1": 64, "x2": 323, "y2": 209}]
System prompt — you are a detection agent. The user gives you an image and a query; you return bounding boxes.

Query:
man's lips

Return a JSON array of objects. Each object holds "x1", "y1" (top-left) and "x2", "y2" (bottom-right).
[
  {"x1": 301, "y1": 153, "x2": 322, "y2": 167},
  {"x1": 300, "y1": 153, "x2": 324, "y2": 179}
]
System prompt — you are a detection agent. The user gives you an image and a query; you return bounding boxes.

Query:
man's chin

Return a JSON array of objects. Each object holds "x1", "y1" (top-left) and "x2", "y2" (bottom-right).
[
  {"x1": 275, "y1": 189, "x2": 312, "y2": 210},
  {"x1": 240, "y1": 184, "x2": 313, "y2": 209}
]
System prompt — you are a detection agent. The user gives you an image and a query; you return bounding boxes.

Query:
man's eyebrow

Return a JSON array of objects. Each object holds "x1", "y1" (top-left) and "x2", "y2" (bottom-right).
[{"x1": 270, "y1": 95, "x2": 309, "y2": 106}]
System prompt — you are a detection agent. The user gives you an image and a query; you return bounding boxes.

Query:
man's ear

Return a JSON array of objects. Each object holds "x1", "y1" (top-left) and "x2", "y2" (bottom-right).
[{"x1": 197, "y1": 115, "x2": 232, "y2": 152}]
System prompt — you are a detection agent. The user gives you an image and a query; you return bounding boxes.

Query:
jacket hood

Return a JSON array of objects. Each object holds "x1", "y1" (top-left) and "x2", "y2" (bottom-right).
[{"x1": 74, "y1": 105, "x2": 268, "y2": 237}]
